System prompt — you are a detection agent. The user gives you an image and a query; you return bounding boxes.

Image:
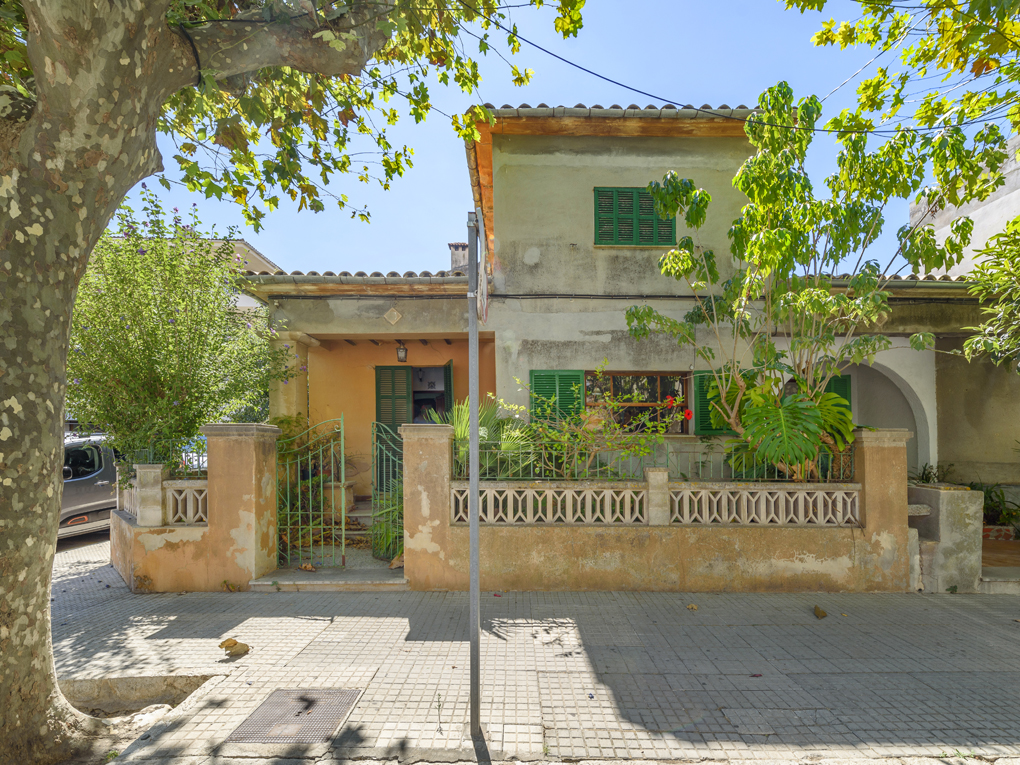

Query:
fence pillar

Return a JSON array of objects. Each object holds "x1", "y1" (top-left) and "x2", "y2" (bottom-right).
[
  {"x1": 134, "y1": 464, "x2": 167, "y2": 527},
  {"x1": 201, "y1": 423, "x2": 283, "y2": 583},
  {"x1": 400, "y1": 424, "x2": 456, "y2": 590},
  {"x1": 854, "y1": 428, "x2": 912, "y2": 588},
  {"x1": 269, "y1": 331, "x2": 320, "y2": 422},
  {"x1": 645, "y1": 467, "x2": 671, "y2": 526}
]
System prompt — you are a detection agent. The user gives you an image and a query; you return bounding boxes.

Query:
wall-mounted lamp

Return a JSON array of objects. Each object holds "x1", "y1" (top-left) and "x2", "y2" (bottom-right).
[
  {"x1": 396, "y1": 340, "x2": 408, "y2": 363},
  {"x1": 417, "y1": 368, "x2": 424, "y2": 382}
]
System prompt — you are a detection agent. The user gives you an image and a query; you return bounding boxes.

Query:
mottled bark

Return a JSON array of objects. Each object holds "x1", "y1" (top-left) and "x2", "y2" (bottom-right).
[{"x1": 0, "y1": 2, "x2": 388, "y2": 762}]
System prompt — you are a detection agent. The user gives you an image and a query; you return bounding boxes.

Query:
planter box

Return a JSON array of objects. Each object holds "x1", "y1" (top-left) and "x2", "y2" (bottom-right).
[{"x1": 984, "y1": 525, "x2": 1017, "y2": 541}]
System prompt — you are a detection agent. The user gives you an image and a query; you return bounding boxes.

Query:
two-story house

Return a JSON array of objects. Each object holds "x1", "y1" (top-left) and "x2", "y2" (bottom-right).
[{"x1": 244, "y1": 104, "x2": 1020, "y2": 501}]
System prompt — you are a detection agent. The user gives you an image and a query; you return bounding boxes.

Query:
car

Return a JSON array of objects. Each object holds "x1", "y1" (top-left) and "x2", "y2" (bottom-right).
[{"x1": 60, "y1": 435, "x2": 118, "y2": 538}]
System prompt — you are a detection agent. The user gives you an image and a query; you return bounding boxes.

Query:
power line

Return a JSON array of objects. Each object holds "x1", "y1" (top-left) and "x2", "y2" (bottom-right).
[{"x1": 456, "y1": 0, "x2": 1015, "y2": 138}]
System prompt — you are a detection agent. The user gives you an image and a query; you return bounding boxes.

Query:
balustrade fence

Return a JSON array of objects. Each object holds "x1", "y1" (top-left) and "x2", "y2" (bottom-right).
[{"x1": 452, "y1": 439, "x2": 854, "y2": 483}]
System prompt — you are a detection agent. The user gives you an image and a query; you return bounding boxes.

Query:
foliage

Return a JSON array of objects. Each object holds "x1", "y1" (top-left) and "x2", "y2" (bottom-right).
[
  {"x1": 438, "y1": 369, "x2": 687, "y2": 480},
  {"x1": 66, "y1": 189, "x2": 291, "y2": 463},
  {"x1": 784, "y1": 0, "x2": 1020, "y2": 370},
  {"x1": 909, "y1": 462, "x2": 955, "y2": 484},
  {"x1": 968, "y1": 481, "x2": 1020, "y2": 530},
  {"x1": 0, "y1": 1, "x2": 585, "y2": 230},
  {"x1": 371, "y1": 478, "x2": 404, "y2": 561},
  {"x1": 627, "y1": 81, "x2": 1004, "y2": 480},
  {"x1": 964, "y1": 221, "x2": 1020, "y2": 372}
]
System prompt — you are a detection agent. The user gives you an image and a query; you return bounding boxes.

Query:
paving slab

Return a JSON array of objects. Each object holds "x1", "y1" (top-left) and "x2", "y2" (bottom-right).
[{"x1": 52, "y1": 533, "x2": 1020, "y2": 764}]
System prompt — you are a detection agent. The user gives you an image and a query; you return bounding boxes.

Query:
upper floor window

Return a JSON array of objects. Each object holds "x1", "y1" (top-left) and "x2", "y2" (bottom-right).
[{"x1": 594, "y1": 187, "x2": 676, "y2": 247}]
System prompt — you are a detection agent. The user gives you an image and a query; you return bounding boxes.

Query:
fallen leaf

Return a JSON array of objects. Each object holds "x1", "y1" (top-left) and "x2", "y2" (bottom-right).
[
  {"x1": 1014, "y1": 619, "x2": 1020, "y2": 623},
  {"x1": 219, "y1": 638, "x2": 250, "y2": 657},
  {"x1": 750, "y1": 673, "x2": 763, "y2": 677},
  {"x1": 298, "y1": 563, "x2": 316, "y2": 572},
  {"x1": 841, "y1": 613, "x2": 848, "y2": 617},
  {"x1": 686, "y1": 603, "x2": 698, "y2": 611},
  {"x1": 814, "y1": 605, "x2": 828, "y2": 619},
  {"x1": 389, "y1": 553, "x2": 404, "y2": 570},
  {"x1": 493, "y1": 593, "x2": 502, "y2": 597}
]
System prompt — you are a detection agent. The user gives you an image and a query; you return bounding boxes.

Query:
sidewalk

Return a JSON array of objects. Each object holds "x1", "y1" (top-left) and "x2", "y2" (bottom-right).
[{"x1": 53, "y1": 535, "x2": 1020, "y2": 764}]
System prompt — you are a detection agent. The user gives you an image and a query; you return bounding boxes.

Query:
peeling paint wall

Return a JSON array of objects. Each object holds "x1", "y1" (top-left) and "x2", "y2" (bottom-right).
[
  {"x1": 110, "y1": 424, "x2": 281, "y2": 592},
  {"x1": 401, "y1": 425, "x2": 913, "y2": 593}
]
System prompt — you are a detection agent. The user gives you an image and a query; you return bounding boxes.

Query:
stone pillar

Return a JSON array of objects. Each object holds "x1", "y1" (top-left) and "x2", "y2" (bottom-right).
[
  {"x1": 908, "y1": 484, "x2": 983, "y2": 593},
  {"x1": 644, "y1": 467, "x2": 670, "y2": 526},
  {"x1": 854, "y1": 428, "x2": 912, "y2": 589},
  {"x1": 269, "y1": 331, "x2": 320, "y2": 423},
  {"x1": 201, "y1": 423, "x2": 282, "y2": 583},
  {"x1": 400, "y1": 424, "x2": 457, "y2": 591},
  {"x1": 133, "y1": 464, "x2": 167, "y2": 527}
]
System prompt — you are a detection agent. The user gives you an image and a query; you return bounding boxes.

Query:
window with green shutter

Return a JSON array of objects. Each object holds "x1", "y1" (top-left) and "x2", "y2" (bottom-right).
[
  {"x1": 824, "y1": 374, "x2": 852, "y2": 413},
  {"x1": 376, "y1": 366, "x2": 412, "y2": 431},
  {"x1": 595, "y1": 187, "x2": 676, "y2": 246},
  {"x1": 530, "y1": 370, "x2": 584, "y2": 420},
  {"x1": 693, "y1": 371, "x2": 736, "y2": 436}
]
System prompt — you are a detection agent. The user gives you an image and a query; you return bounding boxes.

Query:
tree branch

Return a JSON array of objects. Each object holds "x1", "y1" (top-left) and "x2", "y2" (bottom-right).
[{"x1": 184, "y1": 1, "x2": 394, "y2": 83}]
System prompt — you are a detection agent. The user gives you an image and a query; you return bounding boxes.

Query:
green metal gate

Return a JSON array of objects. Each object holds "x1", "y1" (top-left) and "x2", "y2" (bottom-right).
[
  {"x1": 370, "y1": 422, "x2": 403, "y2": 561},
  {"x1": 277, "y1": 417, "x2": 347, "y2": 568}
]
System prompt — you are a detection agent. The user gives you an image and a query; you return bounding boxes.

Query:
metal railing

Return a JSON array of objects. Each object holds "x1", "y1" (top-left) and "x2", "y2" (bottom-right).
[
  {"x1": 132, "y1": 437, "x2": 207, "y2": 477},
  {"x1": 370, "y1": 422, "x2": 404, "y2": 561},
  {"x1": 452, "y1": 438, "x2": 855, "y2": 483}
]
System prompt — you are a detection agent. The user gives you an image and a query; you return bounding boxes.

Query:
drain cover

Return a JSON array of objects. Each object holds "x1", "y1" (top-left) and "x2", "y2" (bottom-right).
[{"x1": 226, "y1": 689, "x2": 362, "y2": 743}]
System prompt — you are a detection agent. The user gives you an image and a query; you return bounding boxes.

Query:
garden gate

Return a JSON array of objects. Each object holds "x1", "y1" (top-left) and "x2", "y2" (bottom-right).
[
  {"x1": 371, "y1": 422, "x2": 403, "y2": 560},
  {"x1": 276, "y1": 417, "x2": 347, "y2": 567}
]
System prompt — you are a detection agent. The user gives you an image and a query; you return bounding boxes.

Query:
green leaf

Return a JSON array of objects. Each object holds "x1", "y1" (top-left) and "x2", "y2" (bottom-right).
[{"x1": 741, "y1": 396, "x2": 824, "y2": 466}]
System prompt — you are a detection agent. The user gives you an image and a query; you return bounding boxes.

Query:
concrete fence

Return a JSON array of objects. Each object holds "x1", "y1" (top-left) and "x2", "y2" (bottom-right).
[
  {"x1": 111, "y1": 423, "x2": 281, "y2": 593},
  {"x1": 402, "y1": 425, "x2": 915, "y2": 592}
]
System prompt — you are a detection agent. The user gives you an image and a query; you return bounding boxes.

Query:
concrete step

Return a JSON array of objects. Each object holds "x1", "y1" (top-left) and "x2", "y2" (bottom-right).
[
  {"x1": 251, "y1": 577, "x2": 408, "y2": 593},
  {"x1": 979, "y1": 576, "x2": 1020, "y2": 594}
]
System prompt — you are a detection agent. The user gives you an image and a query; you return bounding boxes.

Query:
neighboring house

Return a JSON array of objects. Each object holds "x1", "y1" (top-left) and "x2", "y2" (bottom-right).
[{"x1": 244, "y1": 104, "x2": 1020, "y2": 498}]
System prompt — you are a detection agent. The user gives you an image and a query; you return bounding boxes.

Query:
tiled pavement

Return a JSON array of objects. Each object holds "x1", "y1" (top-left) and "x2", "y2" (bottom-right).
[{"x1": 53, "y1": 534, "x2": 1020, "y2": 763}]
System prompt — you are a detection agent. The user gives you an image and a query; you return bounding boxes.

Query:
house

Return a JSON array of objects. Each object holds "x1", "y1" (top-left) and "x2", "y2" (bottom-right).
[{"x1": 244, "y1": 104, "x2": 1020, "y2": 499}]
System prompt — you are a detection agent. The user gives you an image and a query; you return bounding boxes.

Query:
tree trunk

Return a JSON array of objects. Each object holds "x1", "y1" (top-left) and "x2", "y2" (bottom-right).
[{"x1": 0, "y1": 2, "x2": 389, "y2": 760}]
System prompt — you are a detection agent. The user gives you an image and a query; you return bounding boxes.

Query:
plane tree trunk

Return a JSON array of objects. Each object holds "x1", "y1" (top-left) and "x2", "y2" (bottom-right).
[{"x1": 0, "y1": 2, "x2": 388, "y2": 761}]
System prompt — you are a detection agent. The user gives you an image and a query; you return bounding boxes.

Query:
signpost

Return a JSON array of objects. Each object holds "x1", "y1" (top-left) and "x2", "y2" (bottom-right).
[{"x1": 467, "y1": 212, "x2": 481, "y2": 739}]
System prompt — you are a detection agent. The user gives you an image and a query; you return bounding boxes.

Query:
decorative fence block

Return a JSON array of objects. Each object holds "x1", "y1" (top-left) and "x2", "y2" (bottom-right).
[
  {"x1": 164, "y1": 480, "x2": 209, "y2": 525},
  {"x1": 669, "y1": 482, "x2": 860, "y2": 526},
  {"x1": 451, "y1": 481, "x2": 646, "y2": 525}
]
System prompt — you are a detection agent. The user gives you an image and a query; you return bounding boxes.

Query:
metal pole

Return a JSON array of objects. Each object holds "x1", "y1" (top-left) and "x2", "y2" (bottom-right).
[{"x1": 467, "y1": 212, "x2": 481, "y2": 738}]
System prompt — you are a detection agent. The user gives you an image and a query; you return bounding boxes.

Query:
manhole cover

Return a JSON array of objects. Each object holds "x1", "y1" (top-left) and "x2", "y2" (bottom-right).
[{"x1": 226, "y1": 689, "x2": 362, "y2": 743}]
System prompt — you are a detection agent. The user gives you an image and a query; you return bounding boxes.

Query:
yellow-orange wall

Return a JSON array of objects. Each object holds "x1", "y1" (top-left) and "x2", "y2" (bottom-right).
[{"x1": 307, "y1": 339, "x2": 496, "y2": 496}]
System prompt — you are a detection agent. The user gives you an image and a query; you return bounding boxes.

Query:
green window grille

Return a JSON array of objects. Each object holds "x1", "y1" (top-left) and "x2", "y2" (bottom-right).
[
  {"x1": 530, "y1": 370, "x2": 584, "y2": 420},
  {"x1": 375, "y1": 366, "x2": 412, "y2": 432},
  {"x1": 443, "y1": 359, "x2": 454, "y2": 412},
  {"x1": 693, "y1": 371, "x2": 736, "y2": 436},
  {"x1": 594, "y1": 187, "x2": 676, "y2": 246}
]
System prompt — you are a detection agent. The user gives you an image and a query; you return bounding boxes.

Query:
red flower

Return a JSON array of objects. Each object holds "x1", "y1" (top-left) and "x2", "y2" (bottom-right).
[
  {"x1": 664, "y1": 395, "x2": 675, "y2": 407},
  {"x1": 683, "y1": 409, "x2": 693, "y2": 420}
]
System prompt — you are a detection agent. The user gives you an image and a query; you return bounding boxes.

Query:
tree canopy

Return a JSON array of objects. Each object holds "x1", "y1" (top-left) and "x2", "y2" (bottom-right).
[
  {"x1": 784, "y1": 0, "x2": 1020, "y2": 370},
  {"x1": 66, "y1": 190, "x2": 288, "y2": 461}
]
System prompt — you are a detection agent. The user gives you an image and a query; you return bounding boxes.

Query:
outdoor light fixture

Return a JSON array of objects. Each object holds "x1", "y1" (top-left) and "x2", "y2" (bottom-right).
[
  {"x1": 396, "y1": 341, "x2": 407, "y2": 363},
  {"x1": 418, "y1": 368, "x2": 424, "y2": 382}
]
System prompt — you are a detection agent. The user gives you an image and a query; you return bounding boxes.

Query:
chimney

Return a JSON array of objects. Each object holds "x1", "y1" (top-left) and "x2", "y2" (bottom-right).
[{"x1": 448, "y1": 242, "x2": 469, "y2": 273}]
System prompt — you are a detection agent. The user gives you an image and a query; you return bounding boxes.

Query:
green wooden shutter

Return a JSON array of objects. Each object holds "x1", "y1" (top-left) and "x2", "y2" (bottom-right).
[
  {"x1": 824, "y1": 374, "x2": 852, "y2": 413},
  {"x1": 443, "y1": 360, "x2": 454, "y2": 413},
  {"x1": 693, "y1": 371, "x2": 734, "y2": 436},
  {"x1": 529, "y1": 370, "x2": 584, "y2": 419},
  {"x1": 375, "y1": 366, "x2": 412, "y2": 431},
  {"x1": 594, "y1": 188, "x2": 676, "y2": 246}
]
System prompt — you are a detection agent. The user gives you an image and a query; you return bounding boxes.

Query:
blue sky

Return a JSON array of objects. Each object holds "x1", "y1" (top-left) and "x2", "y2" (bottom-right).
[{"x1": 131, "y1": 1, "x2": 889, "y2": 274}]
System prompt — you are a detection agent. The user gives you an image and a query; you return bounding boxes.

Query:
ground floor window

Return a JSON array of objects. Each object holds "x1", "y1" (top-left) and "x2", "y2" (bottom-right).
[{"x1": 585, "y1": 371, "x2": 691, "y2": 433}]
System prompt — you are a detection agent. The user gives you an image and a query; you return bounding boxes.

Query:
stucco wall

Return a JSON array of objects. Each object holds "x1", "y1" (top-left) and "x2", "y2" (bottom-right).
[
  {"x1": 936, "y1": 337, "x2": 1020, "y2": 485},
  {"x1": 402, "y1": 425, "x2": 912, "y2": 593},
  {"x1": 111, "y1": 425, "x2": 280, "y2": 592},
  {"x1": 490, "y1": 134, "x2": 751, "y2": 295}
]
